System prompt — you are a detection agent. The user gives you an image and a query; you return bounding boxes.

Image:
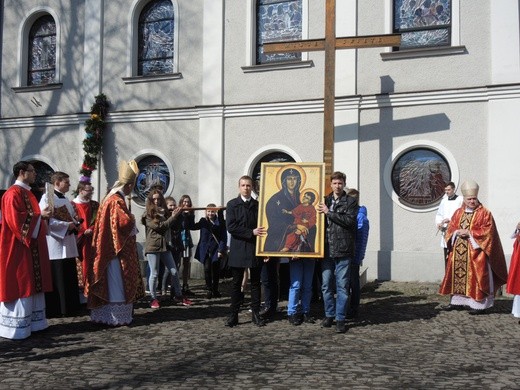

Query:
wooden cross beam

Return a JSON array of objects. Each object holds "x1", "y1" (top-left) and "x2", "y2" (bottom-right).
[{"x1": 263, "y1": 0, "x2": 400, "y2": 181}]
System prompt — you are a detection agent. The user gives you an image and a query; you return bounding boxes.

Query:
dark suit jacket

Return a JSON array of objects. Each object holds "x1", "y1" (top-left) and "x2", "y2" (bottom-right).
[
  {"x1": 226, "y1": 195, "x2": 261, "y2": 268},
  {"x1": 193, "y1": 214, "x2": 227, "y2": 264}
]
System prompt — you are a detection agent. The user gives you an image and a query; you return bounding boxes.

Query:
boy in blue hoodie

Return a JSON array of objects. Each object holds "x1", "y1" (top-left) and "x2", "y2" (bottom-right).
[{"x1": 347, "y1": 189, "x2": 369, "y2": 319}]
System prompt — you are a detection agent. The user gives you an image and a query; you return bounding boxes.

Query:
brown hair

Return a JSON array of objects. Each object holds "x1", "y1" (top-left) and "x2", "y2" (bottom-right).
[
  {"x1": 51, "y1": 171, "x2": 69, "y2": 184},
  {"x1": 142, "y1": 189, "x2": 167, "y2": 224},
  {"x1": 179, "y1": 194, "x2": 194, "y2": 216},
  {"x1": 330, "y1": 171, "x2": 346, "y2": 183},
  {"x1": 238, "y1": 175, "x2": 254, "y2": 185}
]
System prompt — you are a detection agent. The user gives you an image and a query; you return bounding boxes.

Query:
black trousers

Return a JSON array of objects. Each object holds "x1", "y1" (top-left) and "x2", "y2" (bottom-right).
[
  {"x1": 230, "y1": 265, "x2": 262, "y2": 314},
  {"x1": 204, "y1": 257, "x2": 220, "y2": 292},
  {"x1": 45, "y1": 257, "x2": 80, "y2": 317},
  {"x1": 261, "y1": 258, "x2": 279, "y2": 311}
]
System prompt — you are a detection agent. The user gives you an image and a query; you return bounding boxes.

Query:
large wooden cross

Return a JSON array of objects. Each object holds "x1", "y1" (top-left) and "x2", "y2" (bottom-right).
[{"x1": 263, "y1": 0, "x2": 400, "y2": 179}]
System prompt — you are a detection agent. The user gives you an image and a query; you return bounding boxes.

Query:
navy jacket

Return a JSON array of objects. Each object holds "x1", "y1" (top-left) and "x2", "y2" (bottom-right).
[{"x1": 193, "y1": 212, "x2": 227, "y2": 264}]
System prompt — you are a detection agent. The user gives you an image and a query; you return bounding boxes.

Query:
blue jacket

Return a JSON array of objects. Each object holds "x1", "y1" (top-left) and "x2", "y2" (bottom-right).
[{"x1": 353, "y1": 206, "x2": 369, "y2": 266}]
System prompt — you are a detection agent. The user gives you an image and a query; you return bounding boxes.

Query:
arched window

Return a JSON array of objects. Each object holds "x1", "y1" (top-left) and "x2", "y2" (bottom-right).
[
  {"x1": 256, "y1": 0, "x2": 303, "y2": 64},
  {"x1": 252, "y1": 151, "x2": 295, "y2": 195},
  {"x1": 138, "y1": 0, "x2": 174, "y2": 76},
  {"x1": 28, "y1": 160, "x2": 54, "y2": 201},
  {"x1": 28, "y1": 14, "x2": 56, "y2": 85}
]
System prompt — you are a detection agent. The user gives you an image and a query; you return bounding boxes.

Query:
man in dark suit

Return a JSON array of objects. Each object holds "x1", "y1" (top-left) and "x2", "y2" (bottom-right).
[{"x1": 225, "y1": 175, "x2": 267, "y2": 327}]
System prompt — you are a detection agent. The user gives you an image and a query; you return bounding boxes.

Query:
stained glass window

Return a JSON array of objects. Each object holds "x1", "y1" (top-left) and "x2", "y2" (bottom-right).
[
  {"x1": 135, "y1": 155, "x2": 171, "y2": 206},
  {"x1": 256, "y1": 0, "x2": 302, "y2": 65},
  {"x1": 138, "y1": 0, "x2": 174, "y2": 76},
  {"x1": 28, "y1": 15, "x2": 56, "y2": 86},
  {"x1": 394, "y1": 0, "x2": 451, "y2": 50},
  {"x1": 391, "y1": 148, "x2": 451, "y2": 208}
]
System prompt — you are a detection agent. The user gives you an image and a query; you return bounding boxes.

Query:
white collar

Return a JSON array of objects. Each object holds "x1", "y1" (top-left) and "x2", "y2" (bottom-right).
[{"x1": 14, "y1": 180, "x2": 31, "y2": 191}]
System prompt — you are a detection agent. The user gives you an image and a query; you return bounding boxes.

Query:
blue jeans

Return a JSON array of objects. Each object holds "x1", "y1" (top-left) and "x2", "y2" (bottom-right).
[
  {"x1": 288, "y1": 258, "x2": 315, "y2": 315},
  {"x1": 321, "y1": 257, "x2": 351, "y2": 321},
  {"x1": 147, "y1": 251, "x2": 182, "y2": 299}
]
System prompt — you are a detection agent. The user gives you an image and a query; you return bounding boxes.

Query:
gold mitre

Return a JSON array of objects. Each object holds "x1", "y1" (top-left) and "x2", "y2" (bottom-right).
[
  {"x1": 118, "y1": 160, "x2": 139, "y2": 185},
  {"x1": 461, "y1": 180, "x2": 479, "y2": 197}
]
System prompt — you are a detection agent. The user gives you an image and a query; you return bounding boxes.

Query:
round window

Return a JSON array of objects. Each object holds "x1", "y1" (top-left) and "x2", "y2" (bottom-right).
[
  {"x1": 134, "y1": 155, "x2": 171, "y2": 206},
  {"x1": 391, "y1": 148, "x2": 451, "y2": 208}
]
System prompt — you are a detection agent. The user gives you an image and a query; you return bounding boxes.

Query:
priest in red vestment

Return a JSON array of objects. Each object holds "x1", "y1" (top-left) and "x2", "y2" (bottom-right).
[
  {"x1": 72, "y1": 181, "x2": 99, "y2": 292},
  {"x1": 506, "y1": 222, "x2": 520, "y2": 320},
  {"x1": 0, "y1": 161, "x2": 53, "y2": 339},
  {"x1": 439, "y1": 180, "x2": 508, "y2": 314},
  {"x1": 85, "y1": 160, "x2": 144, "y2": 326}
]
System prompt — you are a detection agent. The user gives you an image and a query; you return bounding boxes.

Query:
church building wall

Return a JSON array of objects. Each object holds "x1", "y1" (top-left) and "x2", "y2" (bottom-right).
[
  {"x1": 357, "y1": 0, "x2": 492, "y2": 94},
  {"x1": 102, "y1": 0, "x2": 204, "y2": 112},
  {"x1": 223, "y1": 0, "x2": 326, "y2": 105},
  {"x1": 0, "y1": 0, "x2": 519, "y2": 283},
  {"x1": 1, "y1": 0, "x2": 86, "y2": 118},
  {"x1": 359, "y1": 100, "x2": 489, "y2": 281}
]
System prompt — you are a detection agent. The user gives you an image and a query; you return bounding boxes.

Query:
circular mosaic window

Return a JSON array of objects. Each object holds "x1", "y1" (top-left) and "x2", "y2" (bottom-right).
[
  {"x1": 134, "y1": 155, "x2": 171, "y2": 206},
  {"x1": 391, "y1": 148, "x2": 451, "y2": 208}
]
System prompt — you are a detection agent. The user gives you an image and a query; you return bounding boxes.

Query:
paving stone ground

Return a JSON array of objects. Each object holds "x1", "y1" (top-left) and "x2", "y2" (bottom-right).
[{"x1": 1, "y1": 279, "x2": 519, "y2": 390}]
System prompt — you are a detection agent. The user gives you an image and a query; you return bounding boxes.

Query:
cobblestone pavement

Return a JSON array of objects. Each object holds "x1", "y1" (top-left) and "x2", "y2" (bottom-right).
[{"x1": 1, "y1": 279, "x2": 519, "y2": 390}]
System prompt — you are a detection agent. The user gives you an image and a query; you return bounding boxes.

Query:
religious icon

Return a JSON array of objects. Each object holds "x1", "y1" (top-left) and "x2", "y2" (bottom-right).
[{"x1": 256, "y1": 162, "x2": 325, "y2": 258}]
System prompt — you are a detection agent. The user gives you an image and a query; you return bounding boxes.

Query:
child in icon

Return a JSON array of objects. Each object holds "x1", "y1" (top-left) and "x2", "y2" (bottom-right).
[{"x1": 281, "y1": 191, "x2": 317, "y2": 252}]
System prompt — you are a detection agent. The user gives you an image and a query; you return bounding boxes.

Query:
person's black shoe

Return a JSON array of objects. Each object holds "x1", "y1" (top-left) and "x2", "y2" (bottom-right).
[
  {"x1": 259, "y1": 307, "x2": 276, "y2": 320},
  {"x1": 442, "y1": 304, "x2": 463, "y2": 311},
  {"x1": 225, "y1": 313, "x2": 238, "y2": 327},
  {"x1": 212, "y1": 291, "x2": 222, "y2": 298},
  {"x1": 321, "y1": 317, "x2": 334, "y2": 328},
  {"x1": 302, "y1": 313, "x2": 315, "y2": 324},
  {"x1": 206, "y1": 291, "x2": 213, "y2": 299},
  {"x1": 336, "y1": 320, "x2": 347, "y2": 333},
  {"x1": 252, "y1": 311, "x2": 266, "y2": 327},
  {"x1": 288, "y1": 314, "x2": 303, "y2": 326},
  {"x1": 468, "y1": 308, "x2": 487, "y2": 315}
]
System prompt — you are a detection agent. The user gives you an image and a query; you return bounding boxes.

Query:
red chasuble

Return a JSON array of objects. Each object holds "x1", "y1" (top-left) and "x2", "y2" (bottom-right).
[
  {"x1": 506, "y1": 235, "x2": 520, "y2": 295},
  {"x1": 72, "y1": 200, "x2": 99, "y2": 288},
  {"x1": 85, "y1": 192, "x2": 144, "y2": 308},
  {"x1": 439, "y1": 204, "x2": 508, "y2": 300},
  {"x1": 0, "y1": 185, "x2": 52, "y2": 302}
]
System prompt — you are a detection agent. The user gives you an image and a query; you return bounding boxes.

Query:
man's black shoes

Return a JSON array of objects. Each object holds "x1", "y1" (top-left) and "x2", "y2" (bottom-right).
[
  {"x1": 252, "y1": 311, "x2": 266, "y2": 327},
  {"x1": 336, "y1": 320, "x2": 347, "y2": 333},
  {"x1": 321, "y1": 317, "x2": 334, "y2": 328},
  {"x1": 288, "y1": 314, "x2": 303, "y2": 326},
  {"x1": 225, "y1": 314, "x2": 238, "y2": 327}
]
